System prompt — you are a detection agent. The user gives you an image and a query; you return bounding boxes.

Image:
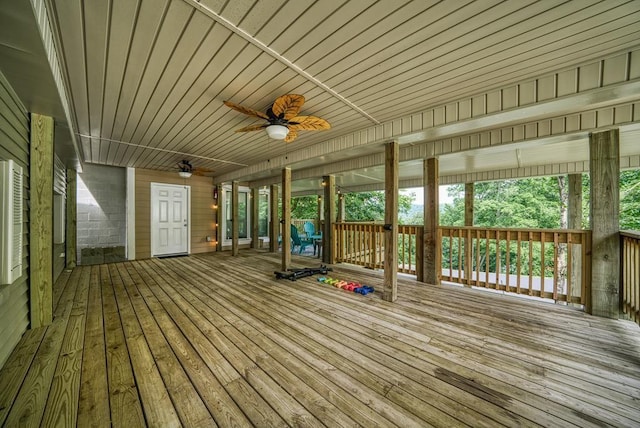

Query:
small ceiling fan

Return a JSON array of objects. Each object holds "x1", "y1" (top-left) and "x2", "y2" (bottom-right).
[
  {"x1": 224, "y1": 94, "x2": 330, "y2": 143},
  {"x1": 177, "y1": 160, "x2": 213, "y2": 177}
]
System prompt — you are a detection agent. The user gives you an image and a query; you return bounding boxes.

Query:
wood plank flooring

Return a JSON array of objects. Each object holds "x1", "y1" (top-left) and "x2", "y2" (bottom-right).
[{"x1": 1, "y1": 250, "x2": 639, "y2": 427}]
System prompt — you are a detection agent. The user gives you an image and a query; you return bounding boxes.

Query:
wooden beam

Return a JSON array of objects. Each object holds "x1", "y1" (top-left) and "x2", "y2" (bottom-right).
[
  {"x1": 337, "y1": 192, "x2": 345, "y2": 222},
  {"x1": 568, "y1": 174, "x2": 582, "y2": 304},
  {"x1": 589, "y1": 130, "x2": 620, "y2": 318},
  {"x1": 464, "y1": 183, "x2": 474, "y2": 227},
  {"x1": 65, "y1": 168, "x2": 77, "y2": 269},
  {"x1": 232, "y1": 181, "x2": 239, "y2": 256},
  {"x1": 464, "y1": 182, "x2": 473, "y2": 286},
  {"x1": 383, "y1": 142, "x2": 399, "y2": 302},
  {"x1": 422, "y1": 157, "x2": 440, "y2": 286},
  {"x1": 282, "y1": 168, "x2": 291, "y2": 270},
  {"x1": 322, "y1": 176, "x2": 335, "y2": 264},
  {"x1": 269, "y1": 184, "x2": 278, "y2": 253},
  {"x1": 250, "y1": 187, "x2": 259, "y2": 249},
  {"x1": 30, "y1": 113, "x2": 54, "y2": 328},
  {"x1": 317, "y1": 195, "x2": 323, "y2": 232}
]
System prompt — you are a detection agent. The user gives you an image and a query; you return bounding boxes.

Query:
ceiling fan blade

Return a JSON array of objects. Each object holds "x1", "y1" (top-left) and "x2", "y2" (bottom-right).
[
  {"x1": 288, "y1": 115, "x2": 331, "y2": 131},
  {"x1": 271, "y1": 94, "x2": 305, "y2": 120},
  {"x1": 234, "y1": 124, "x2": 267, "y2": 132},
  {"x1": 284, "y1": 129, "x2": 297, "y2": 143},
  {"x1": 224, "y1": 100, "x2": 269, "y2": 119}
]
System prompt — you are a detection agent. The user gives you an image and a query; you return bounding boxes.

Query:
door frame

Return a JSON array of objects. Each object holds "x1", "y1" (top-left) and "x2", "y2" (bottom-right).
[
  {"x1": 220, "y1": 184, "x2": 252, "y2": 248},
  {"x1": 150, "y1": 182, "x2": 191, "y2": 257}
]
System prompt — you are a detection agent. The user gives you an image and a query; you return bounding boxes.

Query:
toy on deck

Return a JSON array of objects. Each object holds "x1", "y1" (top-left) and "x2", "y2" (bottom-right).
[
  {"x1": 274, "y1": 265, "x2": 332, "y2": 281},
  {"x1": 316, "y1": 277, "x2": 375, "y2": 295}
]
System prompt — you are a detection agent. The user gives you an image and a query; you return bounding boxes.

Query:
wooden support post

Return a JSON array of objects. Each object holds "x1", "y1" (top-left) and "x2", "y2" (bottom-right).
[
  {"x1": 30, "y1": 113, "x2": 54, "y2": 328},
  {"x1": 282, "y1": 168, "x2": 291, "y2": 270},
  {"x1": 589, "y1": 129, "x2": 620, "y2": 318},
  {"x1": 322, "y1": 175, "x2": 335, "y2": 264},
  {"x1": 383, "y1": 142, "x2": 398, "y2": 302},
  {"x1": 250, "y1": 187, "x2": 259, "y2": 249},
  {"x1": 317, "y1": 195, "x2": 323, "y2": 233},
  {"x1": 231, "y1": 181, "x2": 239, "y2": 256},
  {"x1": 464, "y1": 183, "x2": 474, "y2": 227},
  {"x1": 464, "y1": 182, "x2": 474, "y2": 286},
  {"x1": 65, "y1": 168, "x2": 77, "y2": 269},
  {"x1": 269, "y1": 184, "x2": 278, "y2": 252},
  {"x1": 568, "y1": 174, "x2": 582, "y2": 303},
  {"x1": 422, "y1": 157, "x2": 440, "y2": 285},
  {"x1": 337, "y1": 192, "x2": 345, "y2": 222}
]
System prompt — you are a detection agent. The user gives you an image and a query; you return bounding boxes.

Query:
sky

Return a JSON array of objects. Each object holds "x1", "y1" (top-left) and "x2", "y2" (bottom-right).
[{"x1": 401, "y1": 185, "x2": 454, "y2": 205}]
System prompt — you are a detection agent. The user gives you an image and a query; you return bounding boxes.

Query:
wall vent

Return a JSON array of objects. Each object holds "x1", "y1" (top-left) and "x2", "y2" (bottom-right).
[{"x1": 1, "y1": 160, "x2": 23, "y2": 285}]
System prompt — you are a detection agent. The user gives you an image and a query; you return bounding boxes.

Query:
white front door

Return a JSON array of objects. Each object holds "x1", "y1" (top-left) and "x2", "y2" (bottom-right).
[{"x1": 151, "y1": 183, "x2": 189, "y2": 256}]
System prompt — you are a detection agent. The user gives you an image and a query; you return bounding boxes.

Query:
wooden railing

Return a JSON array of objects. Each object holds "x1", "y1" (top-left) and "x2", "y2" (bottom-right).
[
  {"x1": 440, "y1": 226, "x2": 591, "y2": 304},
  {"x1": 621, "y1": 231, "x2": 640, "y2": 325},
  {"x1": 332, "y1": 223, "x2": 422, "y2": 274}
]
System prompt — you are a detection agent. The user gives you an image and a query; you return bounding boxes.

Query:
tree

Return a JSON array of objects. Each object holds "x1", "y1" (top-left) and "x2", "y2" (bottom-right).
[
  {"x1": 344, "y1": 191, "x2": 413, "y2": 221},
  {"x1": 290, "y1": 195, "x2": 318, "y2": 219},
  {"x1": 290, "y1": 191, "x2": 414, "y2": 222}
]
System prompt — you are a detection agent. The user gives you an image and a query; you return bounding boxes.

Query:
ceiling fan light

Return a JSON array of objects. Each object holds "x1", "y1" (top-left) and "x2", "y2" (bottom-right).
[
  {"x1": 266, "y1": 124, "x2": 288, "y2": 140},
  {"x1": 178, "y1": 171, "x2": 192, "y2": 178}
]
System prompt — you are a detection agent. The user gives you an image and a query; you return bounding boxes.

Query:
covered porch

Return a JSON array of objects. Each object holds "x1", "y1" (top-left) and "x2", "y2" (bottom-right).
[{"x1": 1, "y1": 251, "x2": 639, "y2": 427}]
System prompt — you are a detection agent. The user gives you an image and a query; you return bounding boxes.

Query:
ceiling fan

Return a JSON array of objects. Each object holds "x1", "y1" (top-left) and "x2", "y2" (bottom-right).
[
  {"x1": 177, "y1": 160, "x2": 213, "y2": 177},
  {"x1": 224, "y1": 94, "x2": 330, "y2": 143}
]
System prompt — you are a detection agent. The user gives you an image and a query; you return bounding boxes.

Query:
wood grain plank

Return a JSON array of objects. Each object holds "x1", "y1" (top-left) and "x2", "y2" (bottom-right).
[
  {"x1": 1, "y1": 252, "x2": 639, "y2": 427},
  {"x1": 116, "y1": 263, "x2": 216, "y2": 427},
  {"x1": 137, "y1": 259, "x2": 293, "y2": 426},
  {"x1": 77, "y1": 265, "x2": 110, "y2": 427},
  {"x1": 41, "y1": 263, "x2": 91, "y2": 427},
  {"x1": 100, "y1": 264, "x2": 146, "y2": 427},
  {"x1": 3, "y1": 266, "x2": 81, "y2": 426},
  {"x1": 107, "y1": 264, "x2": 181, "y2": 427}
]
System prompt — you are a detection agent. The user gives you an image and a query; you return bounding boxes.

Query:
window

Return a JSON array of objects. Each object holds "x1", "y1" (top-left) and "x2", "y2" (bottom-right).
[{"x1": 221, "y1": 185, "x2": 251, "y2": 244}]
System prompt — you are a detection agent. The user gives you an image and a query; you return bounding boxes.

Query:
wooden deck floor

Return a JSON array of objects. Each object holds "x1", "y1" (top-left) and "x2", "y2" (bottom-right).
[{"x1": 1, "y1": 250, "x2": 639, "y2": 427}]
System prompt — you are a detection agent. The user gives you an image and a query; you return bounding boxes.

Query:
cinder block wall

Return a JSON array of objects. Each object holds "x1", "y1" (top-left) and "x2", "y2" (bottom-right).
[{"x1": 77, "y1": 164, "x2": 126, "y2": 264}]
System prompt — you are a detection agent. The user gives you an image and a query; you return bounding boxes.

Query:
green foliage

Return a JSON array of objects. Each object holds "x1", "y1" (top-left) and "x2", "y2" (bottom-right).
[
  {"x1": 290, "y1": 195, "x2": 319, "y2": 220},
  {"x1": 290, "y1": 191, "x2": 414, "y2": 223},
  {"x1": 341, "y1": 191, "x2": 414, "y2": 221},
  {"x1": 440, "y1": 178, "x2": 564, "y2": 228},
  {"x1": 620, "y1": 170, "x2": 640, "y2": 230}
]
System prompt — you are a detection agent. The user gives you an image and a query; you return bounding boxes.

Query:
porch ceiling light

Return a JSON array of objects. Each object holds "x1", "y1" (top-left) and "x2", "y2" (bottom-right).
[
  {"x1": 178, "y1": 171, "x2": 192, "y2": 178},
  {"x1": 266, "y1": 124, "x2": 288, "y2": 140}
]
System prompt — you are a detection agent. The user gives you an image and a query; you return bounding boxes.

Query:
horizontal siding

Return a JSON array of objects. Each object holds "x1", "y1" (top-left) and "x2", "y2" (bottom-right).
[
  {"x1": 0, "y1": 70, "x2": 30, "y2": 370},
  {"x1": 135, "y1": 169, "x2": 217, "y2": 259}
]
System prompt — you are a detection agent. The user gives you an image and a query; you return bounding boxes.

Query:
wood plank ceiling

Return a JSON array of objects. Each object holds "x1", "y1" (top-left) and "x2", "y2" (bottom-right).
[{"x1": 37, "y1": 0, "x2": 640, "y2": 189}]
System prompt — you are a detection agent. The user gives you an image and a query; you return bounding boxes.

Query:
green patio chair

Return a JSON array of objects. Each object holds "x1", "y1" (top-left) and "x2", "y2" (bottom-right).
[{"x1": 291, "y1": 224, "x2": 314, "y2": 254}]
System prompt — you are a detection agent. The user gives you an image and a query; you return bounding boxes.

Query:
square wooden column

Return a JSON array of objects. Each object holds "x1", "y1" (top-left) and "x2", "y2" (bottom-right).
[
  {"x1": 282, "y1": 168, "x2": 291, "y2": 270},
  {"x1": 30, "y1": 113, "x2": 54, "y2": 328},
  {"x1": 337, "y1": 192, "x2": 345, "y2": 222},
  {"x1": 65, "y1": 168, "x2": 77, "y2": 269},
  {"x1": 422, "y1": 157, "x2": 440, "y2": 285},
  {"x1": 269, "y1": 184, "x2": 278, "y2": 252},
  {"x1": 383, "y1": 141, "x2": 398, "y2": 302},
  {"x1": 589, "y1": 129, "x2": 620, "y2": 318},
  {"x1": 568, "y1": 174, "x2": 582, "y2": 304},
  {"x1": 232, "y1": 181, "x2": 239, "y2": 256},
  {"x1": 322, "y1": 175, "x2": 335, "y2": 264},
  {"x1": 250, "y1": 187, "x2": 259, "y2": 249},
  {"x1": 463, "y1": 182, "x2": 474, "y2": 286}
]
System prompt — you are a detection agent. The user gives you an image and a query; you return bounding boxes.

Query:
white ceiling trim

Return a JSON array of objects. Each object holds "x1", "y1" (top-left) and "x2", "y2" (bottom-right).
[
  {"x1": 183, "y1": 0, "x2": 380, "y2": 125},
  {"x1": 30, "y1": 0, "x2": 83, "y2": 169},
  {"x1": 76, "y1": 133, "x2": 248, "y2": 167}
]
